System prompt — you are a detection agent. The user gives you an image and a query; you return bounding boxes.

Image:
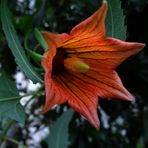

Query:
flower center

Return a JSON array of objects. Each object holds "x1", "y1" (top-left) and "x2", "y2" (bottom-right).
[
  {"x1": 52, "y1": 48, "x2": 67, "y2": 74},
  {"x1": 52, "y1": 48, "x2": 90, "y2": 75},
  {"x1": 64, "y1": 57, "x2": 90, "y2": 73}
]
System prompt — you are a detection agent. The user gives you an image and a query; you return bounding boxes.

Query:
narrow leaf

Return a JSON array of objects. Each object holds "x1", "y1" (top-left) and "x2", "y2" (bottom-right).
[
  {"x1": 0, "y1": 71, "x2": 25, "y2": 124},
  {"x1": 1, "y1": 0, "x2": 43, "y2": 83},
  {"x1": 46, "y1": 109, "x2": 74, "y2": 148},
  {"x1": 106, "y1": 0, "x2": 127, "y2": 40}
]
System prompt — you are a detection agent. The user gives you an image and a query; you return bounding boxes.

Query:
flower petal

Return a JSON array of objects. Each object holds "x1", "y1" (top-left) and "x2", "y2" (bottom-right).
[
  {"x1": 65, "y1": 38, "x2": 144, "y2": 52},
  {"x1": 41, "y1": 31, "x2": 70, "y2": 48},
  {"x1": 68, "y1": 38, "x2": 145, "y2": 69},
  {"x1": 68, "y1": 70, "x2": 134, "y2": 101},
  {"x1": 61, "y1": 2, "x2": 108, "y2": 49},
  {"x1": 62, "y1": 36, "x2": 101, "y2": 49},
  {"x1": 41, "y1": 40, "x2": 56, "y2": 72},
  {"x1": 42, "y1": 73, "x2": 69, "y2": 113},
  {"x1": 56, "y1": 72, "x2": 100, "y2": 129},
  {"x1": 70, "y1": 1, "x2": 108, "y2": 37},
  {"x1": 41, "y1": 42, "x2": 69, "y2": 113}
]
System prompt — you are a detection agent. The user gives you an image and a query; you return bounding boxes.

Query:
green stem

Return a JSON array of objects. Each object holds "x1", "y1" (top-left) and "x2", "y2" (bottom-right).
[
  {"x1": 34, "y1": 44, "x2": 40, "y2": 51},
  {"x1": 0, "y1": 87, "x2": 44, "y2": 145},
  {"x1": 24, "y1": 33, "x2": 43, "y2": 63},
  {"x1": 34, "y1": 28, "x2": 48, "y2": 51},
  {"x1": 24, "y1": 87, "x2": 44, "y2": 107},
  {"x1": 0, "y1": 87, "x2": 44, "y2": 102},
  {"x1": 27, "y1": 49, "x2": 42, "y2": 62},
  {"x1": 0, "y1": 96, "x2": 24, "y2": 102}
]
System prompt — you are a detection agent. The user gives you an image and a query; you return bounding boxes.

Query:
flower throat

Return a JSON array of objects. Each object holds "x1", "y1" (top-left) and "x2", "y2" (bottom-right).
[{"x1": 52, "y1": 48, "x2": 67, "y2": 74}]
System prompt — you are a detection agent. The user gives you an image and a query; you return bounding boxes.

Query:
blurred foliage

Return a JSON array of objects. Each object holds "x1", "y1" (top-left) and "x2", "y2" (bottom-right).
[
  {"x1": 106, "y1": 0, "x2": 127, "y2": 40},
  {"x1": 0, "y1": 70, "x2": 25, "y2": 124},
  {"x1": 46, "y1": 109, "x2": 74, "y2": 148},
  {"x1": 0, "y1": 0, "x2": 148, "y2": 148}
]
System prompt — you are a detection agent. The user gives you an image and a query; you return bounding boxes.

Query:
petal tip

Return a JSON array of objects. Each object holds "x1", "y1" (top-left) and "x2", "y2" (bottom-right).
[
  {"x1": 42, "y1": 107, "x2": 47, "y2": 114},
  {"x1": 134, "y1": 42, "x2": 145, "y2": 52},
  {"x1": 42, "y1": 105, "x2": 51, "y2": 114},
  {"x1": 139, "y1": 43, "x2": 145, "y2": 49},
  {"x1": 91, "y1": 116, "x2": 100, "y2": 129},
  {"x1": 126, "y1": 93, "x2": 135, "y2": 102},
  {"x1": 135, "y1": 42, "x2": 145, "y2": 49},
  {"x1": 94, "y1": 123, "x2": 100, "y2": 130},
  {"x1": 130, "y1": 95, "x2": 136, "y2": 103},
  {"x1": 96, "y1": 127, "x2": 100, "y2": 131}
]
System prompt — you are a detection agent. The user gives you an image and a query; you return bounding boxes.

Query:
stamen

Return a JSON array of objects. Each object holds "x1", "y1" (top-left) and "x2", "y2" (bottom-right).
[{"x1": 64, "y1": 57, "x2": 89, "y2": 73}]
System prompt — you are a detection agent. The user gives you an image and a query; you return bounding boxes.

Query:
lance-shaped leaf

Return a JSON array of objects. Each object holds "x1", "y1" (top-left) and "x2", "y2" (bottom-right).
[
  {"x1": 46, "y1": 109, "x2": 74, "y2": 148},
  {"x1": 106, "y1": 0, "x2": 127, "y2": 40},
  {"x1": 1, "y1": 0, "x2": 43, "y2": 83},
  {"x1": 0, "y1": 71, "x2": 25, "y2": 124}
]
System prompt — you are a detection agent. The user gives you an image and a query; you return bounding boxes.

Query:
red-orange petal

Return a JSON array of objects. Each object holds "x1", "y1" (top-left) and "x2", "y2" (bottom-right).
[
  {"x1": 41, "y1": 40, "x2": 56, "y2": 72},
  {"x1": 65, "y1": 38, "x2": 144, "y2": 53},
  {"x1": 68, "y1": 38, "x2": 145, "y2": 69},
  {"x1": 55, "y1": 72, "x2": 100, "y2": 129},
  {"x1": 68, "y1": 70, "x2": 134, "y2": 102},
  {"x1": 70, "y1": 1, "x2": 108, "y2": 38},
  {"x1": 61, "y1": 2, "x2": 108, "y2": 49},
  {"x1": 42, "y1": 74, "x2": 69, "y2": 113},
  {"x1": 41, "y1": 41, "x2": 69, "y2": 113},
  {"x1": 41, "y1": 31, "x2": 70, "y2": 48}
]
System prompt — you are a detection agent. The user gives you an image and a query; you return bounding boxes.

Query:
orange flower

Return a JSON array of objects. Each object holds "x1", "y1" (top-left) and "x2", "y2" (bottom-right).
[{"x1": 41, "y1": 1, "x2": 145, "y2": 128}]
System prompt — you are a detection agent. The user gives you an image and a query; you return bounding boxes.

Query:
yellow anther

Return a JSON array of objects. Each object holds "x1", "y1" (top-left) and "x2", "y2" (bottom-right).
[{"x1": 64, "y1": 57, "x2": 89, "y2": 73}]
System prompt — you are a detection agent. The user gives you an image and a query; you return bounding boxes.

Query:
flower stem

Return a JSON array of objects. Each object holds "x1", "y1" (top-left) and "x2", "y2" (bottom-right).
[
  {"x1": 34, "y1": 28, "x2": 48, "y2": 51},
  {"x1": 24, "y1": 32, "x2": 43, "y2": 63},
  {"x1": 0, "y1": 87, "x2": 44, "y2": 102},
  {"x1": 24, "y1": 87, "x2": 44, "y2": 107}
]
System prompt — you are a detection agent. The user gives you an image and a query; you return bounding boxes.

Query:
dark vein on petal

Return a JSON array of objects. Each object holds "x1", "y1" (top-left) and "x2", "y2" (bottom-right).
[
  {"x1": 84, "y1": 72, "x2": 125, "y2": 93},
  {"x1": 68, "y1": 71, "x2": 127, "y2": 98},
  {"x1": 89, "y1": 69, "x2": 123, "y2": 85},
  {"x1": 70, "y1": 79, "x2": 97, "y2": 107},
  {"x1": 58, "y1": 74, "x2": 94, "y2": 118}
]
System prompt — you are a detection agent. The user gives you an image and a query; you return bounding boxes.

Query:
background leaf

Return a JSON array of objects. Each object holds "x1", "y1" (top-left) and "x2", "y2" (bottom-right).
[
  {"x1": 46, "y1": 109, "x2": 74, "y2": 148},
  {"x1": 0, "y1": 71, "x2": 25, "y2": 124},
  {"x1": 106, "y1": 0, "x2": 127, "y2": 40},
  {"x1": 1, "y1": 0, "x2": 43, "y2": 83}
]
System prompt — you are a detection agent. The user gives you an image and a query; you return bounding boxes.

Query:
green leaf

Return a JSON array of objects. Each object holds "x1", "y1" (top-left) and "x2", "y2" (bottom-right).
[
  {"x1": 1, "y1": 0, "x2": 43, "y2": 83},
  {"x1": 0, "y1": 71, "x2": 25, "y2": 124},
  {"x1": 106, "y1": 0, "x2": 127, "y2": 40},
  {"x1": 46, "y1": 109, "x2": 74, "y2": 148}
]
